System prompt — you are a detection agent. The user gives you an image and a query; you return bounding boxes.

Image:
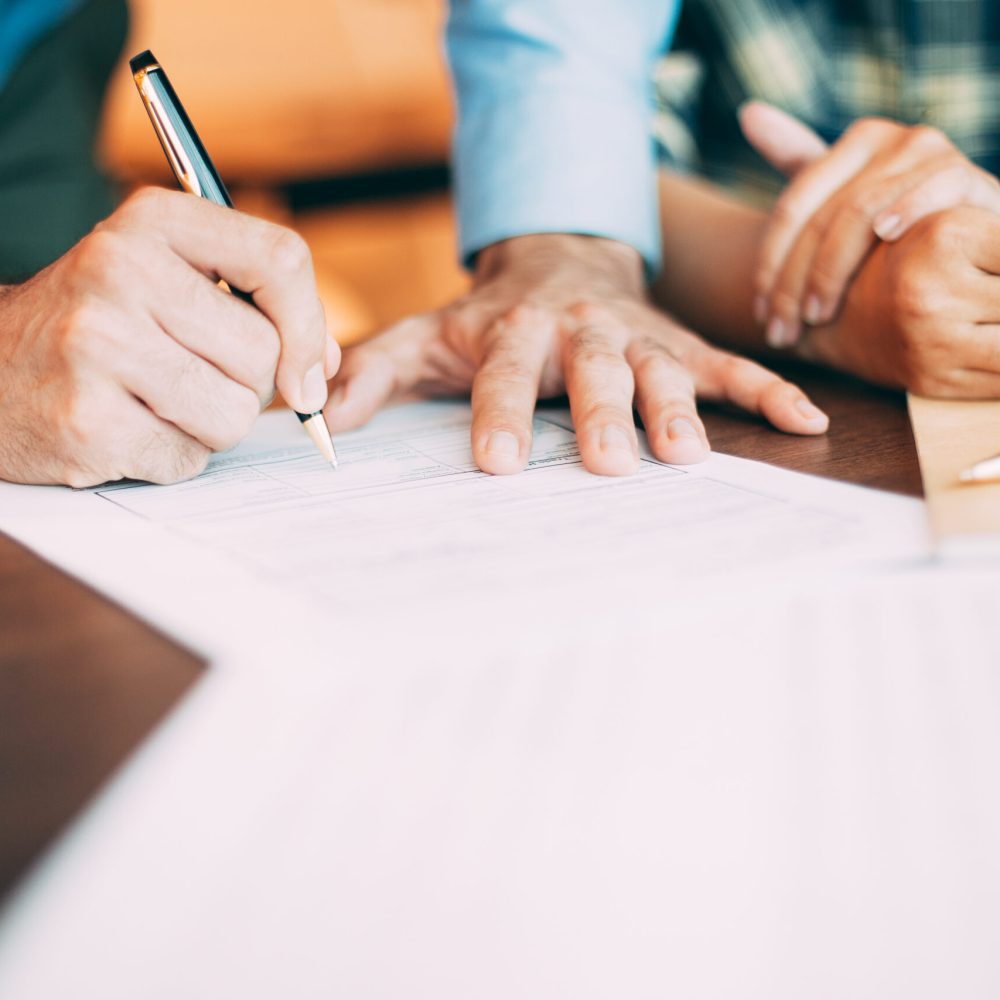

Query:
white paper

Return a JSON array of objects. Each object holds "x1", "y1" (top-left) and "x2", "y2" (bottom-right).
[
  {"x1": 0, "y1": 402, "x2": 930, "y2": 662},
  {"x1": 9, "y1": 402, "x2": 1000, "y2": 999},
  {"x1": 1, "y1": 564, "x2": 1000, "y2": 999}
]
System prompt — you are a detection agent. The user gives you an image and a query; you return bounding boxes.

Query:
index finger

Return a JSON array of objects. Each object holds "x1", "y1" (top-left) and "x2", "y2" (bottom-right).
[
  {"x1": 118, "y1": 189, "x2": 330, "y2": 415},
  {"x1": 756, "y1": 124, "x2": 884, "y2": 310}
]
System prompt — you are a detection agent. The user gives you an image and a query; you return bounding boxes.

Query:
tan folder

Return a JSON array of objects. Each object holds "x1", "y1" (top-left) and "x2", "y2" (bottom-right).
[{"x1": 909, "y1": 394, "x2": 1000, "y2": 557}]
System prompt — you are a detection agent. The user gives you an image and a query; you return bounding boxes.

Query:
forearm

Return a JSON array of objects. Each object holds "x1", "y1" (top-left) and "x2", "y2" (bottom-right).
[{"x1": 651, "y1": 171, "x2": 770, "y2": 352}]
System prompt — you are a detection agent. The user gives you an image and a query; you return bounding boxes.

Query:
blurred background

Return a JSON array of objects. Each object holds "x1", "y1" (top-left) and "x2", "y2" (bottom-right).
[{"x1": 98, "y1": 0, "x2": 469, "y2": 346}]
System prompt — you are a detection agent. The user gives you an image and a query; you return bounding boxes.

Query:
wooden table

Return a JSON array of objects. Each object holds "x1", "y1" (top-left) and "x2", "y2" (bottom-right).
[{"x1": 0, "y1": 365, "x2": 923, "y2": 901}]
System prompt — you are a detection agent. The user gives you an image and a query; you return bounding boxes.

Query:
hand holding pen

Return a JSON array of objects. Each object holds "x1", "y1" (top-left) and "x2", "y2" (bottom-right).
[
  {"x1": 0, "y1": 180, "x2": 341, "y2": 487},
  {"x1": 130, "y1": 50, "x2": 339, "y2": 466}
]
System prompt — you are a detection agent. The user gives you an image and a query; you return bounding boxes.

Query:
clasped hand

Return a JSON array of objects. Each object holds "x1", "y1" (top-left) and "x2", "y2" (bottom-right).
[{"x1": 742, "y1": 102, "x2": 1000, "y2": 348}]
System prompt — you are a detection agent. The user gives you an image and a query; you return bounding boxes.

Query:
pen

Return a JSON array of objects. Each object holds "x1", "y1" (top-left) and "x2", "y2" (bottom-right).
[
  {"x1": 128, "y1": 49, "x2": 338, "y2": 468},
  {"x1": 959, "y1": 451, "x2": 1000, "y2": 484}
]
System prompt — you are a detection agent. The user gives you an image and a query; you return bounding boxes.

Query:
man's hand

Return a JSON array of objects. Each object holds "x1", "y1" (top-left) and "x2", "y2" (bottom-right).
[
  {"x1": 325, "y1": 233, "x2": 829, "y2": 476},
  {"x1": 741, "y1": 102, "x2": 1000, "y2": 347},
  {"x1": 801, "y1": 206, "x2": 1000, "y2": 397},
  {"x1": 0, "y1": 187, "x2": 338, "y2": 486}
]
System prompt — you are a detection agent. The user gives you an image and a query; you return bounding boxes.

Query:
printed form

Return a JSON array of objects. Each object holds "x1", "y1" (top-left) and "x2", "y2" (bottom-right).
[{"x1": 74, "y1": 402, "x2": 928, "y2": 634}]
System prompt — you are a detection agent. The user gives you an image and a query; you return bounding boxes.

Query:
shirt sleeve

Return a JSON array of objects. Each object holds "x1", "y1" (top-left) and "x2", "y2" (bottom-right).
[{"x1": 446, "y1": 0, "x2": 681, "y2": 274}]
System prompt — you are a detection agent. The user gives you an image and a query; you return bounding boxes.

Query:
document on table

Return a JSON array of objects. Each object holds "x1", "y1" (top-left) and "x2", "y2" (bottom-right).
[
  {"x1": 0, "y1": 401, "x2": 928, "y2": 661},
  {"x1": 3, "y1": 561, "x2": 1000, "y2": 1000},
  {"x1": 8, "y1": 405, "x2": 1000, "y2": 1000}
]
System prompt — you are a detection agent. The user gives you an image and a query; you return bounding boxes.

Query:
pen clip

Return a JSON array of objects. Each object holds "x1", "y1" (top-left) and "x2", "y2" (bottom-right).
[{"x1": 133, "y1": 65, "x2": 204, "y2": 198}]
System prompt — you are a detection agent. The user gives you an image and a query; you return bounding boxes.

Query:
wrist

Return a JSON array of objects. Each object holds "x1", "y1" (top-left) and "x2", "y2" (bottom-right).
[{"x1": 475, "y1": 234, "x2": 645, "y2": 298}]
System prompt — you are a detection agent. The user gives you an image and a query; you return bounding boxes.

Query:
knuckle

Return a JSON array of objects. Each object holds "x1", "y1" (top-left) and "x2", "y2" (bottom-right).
[
  {"x1": 180, "y1": 446, "x2": 211, "y2": 480},
  {"x1": 908, "y1": 124, "x2": 949, "y2": 150},
  {"x1": 843, "y1": 195, "x2": 878, "y2": 225},
  {"x1": 769, "y1": 287, "x2": 801, "y2": 319},
  {"x1": 267, "y1": 227, "x2": 312, "y2": 277},
  {"x1": 753, "y1": 267, "x2": 776, "y2": 299},
  {"x1": 153, "y1": 357, "x2": 214, "y2": 432},
  {"x1": 846, "y1": 116, "x2": 895, "y2": 143},
  {"x1": 478, "y1": 359, "x2": 534, "y2": 388},
  {"x1": 806, "y1": 257, "x2": 848, "y2": 300},
  {"x1": 61, "y1": 462, "x2": 102, "y2": 489},
  {"x1": 759, "y1": 377, "x2": 797, "y2": 409},
  {"x1": 579, "y1": 401, "x2": 632, "y2": 428},
  {"x1": 717, "y1": 353, "x2": 752, "y2": 385},
  {"x1": 57, "y1": 411, "x2": 117, "y2": 485},
  {"x1": 116, "y1": 185, "x2": 170, "y2": 224},
  {"x1": 72, "y1": 230, "x2": 130, "y2": 287},
  {"x1": 567, "y1": 301, "x2": 616, "y2": 328},
  {"x1": 220, "y1": 386, "x2": 260, "y2": 449},
  {"x1": 61, "y1": 400, "x2": 98, "y2": 453},
  {"x1": 910, "y1": 207, "x2": 964, "y2": 266},
  {"x1": 164, "y1": 449, "x2": 210, "y2": 485},
  {"x1": 503, "y1": 302, "x2": 546, "y2": 329},
  {"x1": 443, "y1": 304, "x2": 483, "y2": 344},
  {"x1": 566, "y1": 334, "x2": 620, "y2": 369},
  {"x1": 768, "y1": 198, "x2": 802, "y2": 233},
  {"x1": 198, "y1": 396, "x2": 252, "y2": 453},
  {"x1": 914, "y1": 212, "x2": 957, "y2": 253},
  {"x1": 58, "y1": 297, "x2": 111, "y2": 363},
  {"x1": 144, "y1": 438, "x2": 210, "y2": 485},
  {"x1": 632, "y1": 350, "x2": 692, "y2": 393},
  {"x1": 245, "y1": 324, "x2": 282, "y2": 389},
  {"x1": 907, "y1": 368, "x2": 948, "y2": 398},
  {"x1": 891, "y1": 266, "x2": 937, "y2": 320},
  {"x1": 895, "y1": 326, "x2": 937, "y2": 388}
]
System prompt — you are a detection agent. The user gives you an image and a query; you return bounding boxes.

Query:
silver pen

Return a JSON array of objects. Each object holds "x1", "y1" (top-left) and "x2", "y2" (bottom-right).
[{"x1": 129, "y1": 49, "x2": 338, "y2": 468}]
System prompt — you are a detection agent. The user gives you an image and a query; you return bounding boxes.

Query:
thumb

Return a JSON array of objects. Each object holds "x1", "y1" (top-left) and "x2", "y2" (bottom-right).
[
  {"x1": 739, "y1": 100, "x2": 828, "y2": 177},
  {"x1": 323, "y1": 313, "x2": 440, "y2": 432}
]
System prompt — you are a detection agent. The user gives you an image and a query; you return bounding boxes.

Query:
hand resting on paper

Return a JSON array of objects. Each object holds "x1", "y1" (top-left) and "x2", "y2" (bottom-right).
[{"x1": 324, "y1": 233, "x2": 829, "y2": 478}]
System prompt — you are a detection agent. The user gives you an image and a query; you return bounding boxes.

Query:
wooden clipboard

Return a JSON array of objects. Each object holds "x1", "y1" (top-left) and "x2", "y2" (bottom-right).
[{"x1": 908, "y1": 394, "x2": 1000, "y2": 557}]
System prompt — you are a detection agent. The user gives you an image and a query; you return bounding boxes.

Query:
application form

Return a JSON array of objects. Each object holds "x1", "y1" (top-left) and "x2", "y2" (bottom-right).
[
  {"x1": 1, "y1": 401, "x2": 923, "y2": 657},
  {"x1": 6, "y1": 404, "x2": 1000, "y2": 1000}
]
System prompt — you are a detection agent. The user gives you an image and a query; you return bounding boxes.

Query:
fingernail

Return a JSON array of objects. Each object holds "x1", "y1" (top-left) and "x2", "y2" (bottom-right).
[
  {"x1": 600, "y1": 424, "x2": 634, "y2": 454},
  {"x1": 753, "y1": 294, "x2": 768, "y2": 325},
  {"x1": 301, "y1": 363, "x2": 329, "y2": 412},
  {"x1": 486, "y1": 430, "x2": 520, "y2": 458},
  {"x1": 324, "y1": 336, "x2": 341, "y2": 377},
  {"x1": 668, "y1": 418, "x2": 699, "y2": 440},
  {"x1": 803, "y1": 295, "x2": 824, "y2": 326},
  {"x1": 766, "y1": 316, "x2": 796, "y2": 348},
  {"x1": 873, "y1": 213, "x2": 903, "y2": 240},
  {"x1": 795, "y1": 397, "x2": 828, "y2": 425}
]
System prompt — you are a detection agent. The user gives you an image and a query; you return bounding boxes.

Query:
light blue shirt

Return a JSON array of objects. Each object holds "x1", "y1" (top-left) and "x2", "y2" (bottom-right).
[
  {"x1": 446, "y1": 0, "x2": 681, "y2": 274},
  {"x1": 0, "y1": 0, "x2": 81, "y2": 89}
]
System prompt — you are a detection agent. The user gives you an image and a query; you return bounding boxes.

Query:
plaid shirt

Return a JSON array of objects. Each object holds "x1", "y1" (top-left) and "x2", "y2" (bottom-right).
[{"x1": 655, "y1": 0, "x2": 1000, "y2": 204}]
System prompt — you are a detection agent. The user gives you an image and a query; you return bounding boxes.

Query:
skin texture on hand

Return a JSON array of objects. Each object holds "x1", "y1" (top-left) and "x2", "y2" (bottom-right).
[
  {"x1": 740, "y1": 102, "x2": 1000, "y2": 349},
  {"x1": 325, "y1": 232, "x2": 829, "y2": 477},
  {"x1": 800, "y1": 206, "x2": 1000, "y2": 399},
  {"x1": 0, "y1": 187, "x2": 338, "y2": 486},
  {"x1": 653, "y1": 170, "x2": 1000, "y2": 403}
]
